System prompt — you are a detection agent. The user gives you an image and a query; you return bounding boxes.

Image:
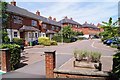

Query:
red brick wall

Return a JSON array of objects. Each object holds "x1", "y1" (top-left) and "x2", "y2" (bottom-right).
[
  {"x1": 7, "y1": 12, "x2": 40, "y2": 30},
  {"x1": 45, "y1": 51, "x2": 56, "y2": 78},
  {"x1": 41, "y1": 23, "x2": 61, "y2": 33}
]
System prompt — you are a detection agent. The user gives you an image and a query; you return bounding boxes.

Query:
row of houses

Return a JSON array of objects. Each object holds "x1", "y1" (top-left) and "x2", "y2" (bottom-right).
[{"x1": 4, "y1": 0, "x2": 103, "y2": 43}]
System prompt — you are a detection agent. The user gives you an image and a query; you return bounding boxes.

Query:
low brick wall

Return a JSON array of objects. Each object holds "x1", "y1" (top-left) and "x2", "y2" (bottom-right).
[
  {"x1": 53, "y1": 68, "x2": 112, "y2": 79},
  {"x1": 54, "y1": 73, "x2": 108, "y2": 79}
]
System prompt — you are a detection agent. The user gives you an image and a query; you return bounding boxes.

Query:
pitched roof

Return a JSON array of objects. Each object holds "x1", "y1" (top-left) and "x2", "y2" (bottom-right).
[
  {"x1": 6, "y1": 4, "x2": 61, "y2": 27},
  {"x1": 59, "y1": 18, "x2": 81, "y2": 26},
  {"x1": 82, "y1": 23, "x2": 99, "y2": 29},
  {"x1": 19, "y1": 25, "x2": 40, "y2": 31}
]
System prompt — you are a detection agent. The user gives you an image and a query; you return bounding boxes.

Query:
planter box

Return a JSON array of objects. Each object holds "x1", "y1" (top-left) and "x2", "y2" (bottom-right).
[{"x1": 73, "y1": 60, "x2": 102, "y2": 71}]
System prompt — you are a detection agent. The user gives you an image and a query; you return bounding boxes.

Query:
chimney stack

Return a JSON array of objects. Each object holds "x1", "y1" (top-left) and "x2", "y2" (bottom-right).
[
  {"x1": 49, "y1": 16, "x2": 52, "y2": 20},
  {"x1": 10, "y1": 0, "x2": 16, "y2": 6},
  {"x1": 36, "y1": 10, "x2": 40, "y2": 16},
  {"x1": 64, "y1": 16, "x2": 68, "y2": 19},
  {"x1": 85, "y1": 21, "x2": 87, "y2": 24},
  {"x1": 70, "y1": 18, "x2": 72, "y2": 20},
  {"x1": 53, "y1": 18, "x2": 56, "y2": 21}
]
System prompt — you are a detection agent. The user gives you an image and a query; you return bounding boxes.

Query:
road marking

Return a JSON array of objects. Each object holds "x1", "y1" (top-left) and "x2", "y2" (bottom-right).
[
  {"x1": 91, "y1": 41, "x2": 97, "y2": 49},
  {"x1": 91, "y1": 41, "x2": 115, "y2": 51}
]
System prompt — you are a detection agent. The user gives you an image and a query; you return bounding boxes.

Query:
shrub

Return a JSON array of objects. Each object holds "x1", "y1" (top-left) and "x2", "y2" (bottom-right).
[
  {"x1": 113, "y1": 51, "x2": 120, "y2": 78},
  {"x1": 4, "y1": 36, "x2": 10, "y2": 43},
  {"x1": 63, "y1": 38, "x2": 71, "y2": 43},
  {"x1": 12, "y1": 38, "x2": 23, "y2": 45},
  {"x1": 51, "y1": 40, "x2": 57, "y2": 45},
  {"x1": 52, "y1": 35, "x2": 61, "y2": 42},
  {"x1": 73, "y1": 50, "x2": 88, "y2": 61},
  {"x1": 0, "y1": 44, "x2": 21, "y2": 70},
  {"x1": 73, "y1": 50, "x2": 101, "y2": 62},
  {"x1": 43, "y1": 40, "x2": 51, "y2": 46},
  {"x1": 38, "y1": 37, "x2": 49, "y2": 44},
  {"x1": 90, "y1": 51, "x2": 101, "y2": 62}
]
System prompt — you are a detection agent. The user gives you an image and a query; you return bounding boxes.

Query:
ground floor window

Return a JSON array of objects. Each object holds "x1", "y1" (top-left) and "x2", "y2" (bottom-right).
[
  {"x1": 14, "y1": 32, "x2": 18, "y2": 37},
  {"x1": 35, "y1": 33, "x2": 38, "y2": 38},
  {"x1": 29, "y1": 32, "x2": 34, "y2": 38}
]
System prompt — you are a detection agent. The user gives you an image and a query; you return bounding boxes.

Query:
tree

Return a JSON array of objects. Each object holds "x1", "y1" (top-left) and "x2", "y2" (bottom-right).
[
  {"x1": 62, "y1": 26, "x2": 73, "y2": 38},
  {"x1": 0, "y1": 1, "x2": 10, "y2": 43},
  {"x1": 100, "y1": 17, "x2": 119, "y2": 40}
]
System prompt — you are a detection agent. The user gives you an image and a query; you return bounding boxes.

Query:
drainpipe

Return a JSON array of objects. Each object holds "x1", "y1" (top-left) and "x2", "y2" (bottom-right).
[{"x1": 10, "y1": 12, "x2": 13, "y2": 42}]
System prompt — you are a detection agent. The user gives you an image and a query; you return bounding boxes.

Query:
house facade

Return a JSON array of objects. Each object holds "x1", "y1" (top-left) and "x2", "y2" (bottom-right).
[
  {"x1": 59, "y1": 16, "x2": 82, "y2": 32},
  {"x1": 59, "y1": 17, "x2": 102, "y2": 38},
  {"x1": 81, "y1": 22, "x2": 101, "y2": 38},
  {"x1": 5, "y1": 1, "x2": 61, "y2": 43}
]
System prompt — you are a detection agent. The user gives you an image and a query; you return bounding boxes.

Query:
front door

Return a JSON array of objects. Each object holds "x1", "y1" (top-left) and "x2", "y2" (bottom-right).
[{"x1": 20, "y1": 32, "x2": 25, "y2": 39}]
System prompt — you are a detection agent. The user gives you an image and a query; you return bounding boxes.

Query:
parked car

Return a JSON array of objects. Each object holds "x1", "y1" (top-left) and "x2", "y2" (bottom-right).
[
  {"x1": 103, "y1": 37, "x2": 120, "y2": 45},
  {"x1": 70, "y1": 37, "x2": 78, "y2": 42}
]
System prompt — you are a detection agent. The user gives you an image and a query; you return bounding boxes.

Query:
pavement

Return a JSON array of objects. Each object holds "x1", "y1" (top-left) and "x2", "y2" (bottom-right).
[{"x1": 2, "y1": 39, "x2": 117, "y2": 78}]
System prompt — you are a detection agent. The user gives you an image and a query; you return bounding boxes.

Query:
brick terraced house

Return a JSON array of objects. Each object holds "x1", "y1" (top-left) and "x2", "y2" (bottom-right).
[
  {"x1": 81, "y1": 22, "x2": 101, "y2": 38},
  {"x1": 6, "y1": 1, "x2": 61, "y2": 43},
  {"x1": 59, "y1": 16, "x2": 82, "y2": 32},
  {"x1": 59, "y1": 17, "x2": 102, "y2": 38}
]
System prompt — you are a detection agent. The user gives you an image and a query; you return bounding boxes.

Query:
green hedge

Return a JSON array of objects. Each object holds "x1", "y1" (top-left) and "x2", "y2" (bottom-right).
[
  {"x1": 50, "y1": 40, "x2": 57, "y2": 45},
  {"x1": 38, "y1": 37, "x2": 58, "y2": 46},
  {"x1": 63, "y1": 38, "x2": 71, "y2": 43},
  {"x1": 0, "y1": 44, "x2": 21, "y2": 70},
  {"x1": 52, "y1": 35, "x2": 61, "y2": 42},
  {"x1": 113, "y1": 51, "x2": 120, "y2": 78},
  {"x1": 12, "y1": 38, "x2": 24, "y2": 45}
]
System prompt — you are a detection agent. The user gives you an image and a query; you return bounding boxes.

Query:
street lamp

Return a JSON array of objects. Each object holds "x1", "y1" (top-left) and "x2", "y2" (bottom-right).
[{"x1": 61, "y1": 24, "x2": 63, "y2": 44}]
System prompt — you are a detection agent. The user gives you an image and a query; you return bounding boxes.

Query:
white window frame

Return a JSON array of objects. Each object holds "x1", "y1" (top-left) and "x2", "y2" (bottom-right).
[
  {"x1": 14, "y1": 31, "x2": 18, "y2": 37},
  {"x1": 32, "y1": 20, "x2": 37, "y2": 26}
]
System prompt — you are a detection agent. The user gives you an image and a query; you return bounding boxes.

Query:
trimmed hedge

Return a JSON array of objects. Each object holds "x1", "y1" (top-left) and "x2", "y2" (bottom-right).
[
  {"x1": 51, "y1": 40, "x2": 57, "y2": 45},
  {"x1": 38, "y1": 37, "x2": 57, "y2": 46},
  {"x1": 0, "y1": 44, "x2": 21, "y2": 70}
]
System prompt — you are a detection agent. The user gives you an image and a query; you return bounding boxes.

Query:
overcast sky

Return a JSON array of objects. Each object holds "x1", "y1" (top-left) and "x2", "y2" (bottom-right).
[{"x1": 5, "y1": 0, "x2": 119, "y2": 25}]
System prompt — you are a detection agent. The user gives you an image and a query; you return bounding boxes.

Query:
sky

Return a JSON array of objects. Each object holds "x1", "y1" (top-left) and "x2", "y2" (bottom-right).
[{"x1": 4, "y1": 0, "x2": 120, "y2": 25}]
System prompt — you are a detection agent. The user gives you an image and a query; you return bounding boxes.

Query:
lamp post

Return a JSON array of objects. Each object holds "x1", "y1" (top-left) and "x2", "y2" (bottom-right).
[
  {"x1": 61, "y1": 24, "x2": 63, "y2": 44},
  {"x1": 10, "y1": 12, "x2": 13, "y2": 42}
]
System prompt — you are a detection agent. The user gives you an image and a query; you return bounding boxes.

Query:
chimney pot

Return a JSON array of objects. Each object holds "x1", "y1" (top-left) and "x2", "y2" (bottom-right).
[
  {"x1": 49, "y1": 16, "x2": 52, "y2": 20},
  {"x1": 64, "y1": 16, "x2": 68, "y2": 19},
  {"x1": 10, "y1": 0, "x2": 16, "y2": 6},
  {"x1": 36, "y1": 10, "x2": 40, "y2": 16},
  {"x1": 85, "y1": 21, "x2": 87, "y2": 24},
  {"x1": 53, "y1": 18, "x2": 56, "y2": 21},
  {"x1": 70, "y1": 18, "x2": 72, "y2": 20}
]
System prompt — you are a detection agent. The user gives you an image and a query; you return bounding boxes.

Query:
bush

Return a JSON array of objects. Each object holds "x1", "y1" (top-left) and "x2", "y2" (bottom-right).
[
  {"x1": 38, "y1": 37, "x2": 58, "y2": 46},
  {"x1": 51, "y1": 40, "x2": 57, "y2": 45},
  {"x1": 52, "y1": 35, "x2": 61, "y2": 42},
  {"x1": 0, "y1": 44, "x2": 21, "y2": 70},
  {"x1": 12, "y1": 38, "x2": 23, "y2": 45},
  {"x1": 63, "y1": 38, "x2": 71, "y2": 43},
  {"x1": 4, "y1": 36, "x2": 10, "y2": 43},
  {"x1": 113, "y1": 51, "x2": 120, "y2": 78},
  {"x1": 73, "y1": 50, "x2": 101, "y2": 62},
  {"x1": 90, "y1": 51, "x2": 101, "y2": 62}
]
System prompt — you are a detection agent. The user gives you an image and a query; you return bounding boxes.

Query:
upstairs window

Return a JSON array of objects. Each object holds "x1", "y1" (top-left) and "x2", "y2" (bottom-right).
[
  {"x1": 13, "y1": 15, "x2": 23, "y2": 24},
  {"x1": 43, "y1": 24, "x2": 47, "y2": 29},
  {"x1": 32, "y1": 20, "x2": 37, "y2": 26}
]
